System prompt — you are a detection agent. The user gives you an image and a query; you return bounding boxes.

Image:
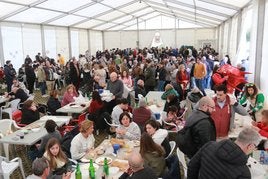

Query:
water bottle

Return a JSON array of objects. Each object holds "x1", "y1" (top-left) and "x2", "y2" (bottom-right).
[
  {"x1": 260, "y1": 150, "x2": 265, "y2": 164},
  {"x1": 75, "y1": 163, "x2": 82, "y2": 179},
  {"x1": 89, "y1": 159, "x2": 95, "y2": 179},
  {"x1": 103, "y1": 157, "x2": 109, "y2": 176}
]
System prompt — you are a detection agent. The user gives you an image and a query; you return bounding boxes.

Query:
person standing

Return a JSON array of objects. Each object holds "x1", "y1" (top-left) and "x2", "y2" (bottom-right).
[
  {"x1": 37, "y1": 61, "x2": 47, "y2": 97},
  {"x1": 194, "y1": 56, "x2": 206, "y2": 96},
  {"x1": 211, "y1": 84, "x2": 248, "y2": 139},
  {"x1": 177, "y1": 96, "x2": 216, "y2": 158},
  {"x1": 25, "y1": 63, "x2": 36, "y2": 94},
  {"x1": 58, "y1": 54, "x2": 65, "y2": 70},
  {"x1": 4, "y1": 60, "x2": 16, "y2": 92},
  {"x1": 187, "y1": 128, "x2": 261, "y2": 179}
]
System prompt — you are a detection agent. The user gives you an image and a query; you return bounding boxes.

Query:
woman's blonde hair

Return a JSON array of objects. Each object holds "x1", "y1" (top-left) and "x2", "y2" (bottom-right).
[
  {"x1": 165, "y1": 84, "x2": 174, "y2": 91},
  {"x1": 80, "y1": 120, "x2": 94, "y2": 133},
  {"x1": 66, "y1": 84, "x2": 76, "y2": 92}
]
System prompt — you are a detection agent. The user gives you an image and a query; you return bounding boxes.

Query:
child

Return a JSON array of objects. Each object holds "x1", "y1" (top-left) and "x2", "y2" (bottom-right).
[{"x1": 252, "y1": 110, "x2": 268, "y2": 138}]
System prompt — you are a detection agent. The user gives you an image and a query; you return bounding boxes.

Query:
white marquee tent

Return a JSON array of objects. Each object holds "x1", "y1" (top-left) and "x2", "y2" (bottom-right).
[{"x1": 0, "y1": 0, "x2": 267, "y2": 97}]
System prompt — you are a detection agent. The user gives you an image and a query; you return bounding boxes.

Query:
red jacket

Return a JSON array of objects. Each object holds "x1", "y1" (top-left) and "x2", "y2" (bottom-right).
[
  {"x1": 210, "y1": 96, "x2": 232, "y2": 137},
  {"x1": 88, "y1": 100, "x2": 104, "y2": 114},
  {"x1": 257, "y1": 122, "x2": 268, "y2": 138},
  {"x1": 212, "y1": 73, "x2": 227, "y2": 85}
]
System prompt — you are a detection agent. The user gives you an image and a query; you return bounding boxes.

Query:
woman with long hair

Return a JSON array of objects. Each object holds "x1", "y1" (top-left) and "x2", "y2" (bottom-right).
[
  {"x1": 43, "y1": 138, "x2": 72, "y2": 177},
  {"x1": 140, "y1": 132, "x2": 166, "y2": 177},
  {"x1": 240, "y1": 83, "x2": 265, "y2": 121},
  {"x1": 61, "y1": 84, "x2": 78, "y2": 106},
  {"x1": 144, "y1": 119, "x2": 171, "y2": 158}
]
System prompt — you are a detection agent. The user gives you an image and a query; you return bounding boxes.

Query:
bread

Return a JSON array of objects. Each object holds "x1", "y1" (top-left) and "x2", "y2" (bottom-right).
[{"x1": 110, "y1": 138, "x2": 125, "y2": 147}]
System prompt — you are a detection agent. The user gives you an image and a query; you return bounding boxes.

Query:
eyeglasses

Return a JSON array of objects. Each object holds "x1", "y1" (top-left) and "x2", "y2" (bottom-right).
[{"x1": 246, "y1": 83, "x2": 254, "y2": 87}]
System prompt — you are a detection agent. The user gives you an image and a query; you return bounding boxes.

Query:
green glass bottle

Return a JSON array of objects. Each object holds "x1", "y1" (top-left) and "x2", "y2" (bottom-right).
[
  {"x1": 103, "y1": 157, "x2": 109, "y2": 176},
  {"x1": 89, "y1": 159, "x2": 95, "y2": 179},
  {"x1": 75, "y1": 163, "x2": 82, "y2": 179}
]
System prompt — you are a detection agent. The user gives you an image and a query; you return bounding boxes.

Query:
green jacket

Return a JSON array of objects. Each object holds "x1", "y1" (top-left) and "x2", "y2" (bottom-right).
[
  {"x1": 161, "y1": 88, "x2": 179, "y2": 100},
  {"x1": 240, "y1": 93, "x2": 265, "y2": 112}
]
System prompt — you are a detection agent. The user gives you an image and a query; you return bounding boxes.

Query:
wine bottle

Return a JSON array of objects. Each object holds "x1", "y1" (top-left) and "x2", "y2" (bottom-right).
[
  {"x1": 75, "y1": 163, "x2": 82, "y2": 179},
  {"x1": 103, "y1": 157, "x2": 109, "y2": 176}
]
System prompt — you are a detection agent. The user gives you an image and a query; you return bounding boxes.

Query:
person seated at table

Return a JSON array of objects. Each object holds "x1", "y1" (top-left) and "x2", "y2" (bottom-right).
[
  {"x1": 111, "y1": 98, "x2": 129, "y2": 125},
  {"x1": 5, "y1": 86, "x2": 29, "y2": 103},
  {"x1": 61, "y1": 84, "x2": 78, "y2": 106},
  {"x1": 119, "y1": 70, "x2": 133, "y2": 88},
  {"x1": 88, "y1": 91, "x2": 104, "y2": 114},
  {"x1": 28, "y1": 120, "x2": 62, "y2": 161},
  {"x1": 47, "y1": 90, "x2": 61, "y2": 115},
  {"x1": 139, "y1": 132, "x2": 166, "y2": 177},
  {"x1": 116, "y1": 112, "x2": 141, "y2": 141},
  {"x1": 119, "y1": 151, "x2": 158, "y2": 179},
  {"x1": 21, "y1": 100, "x2": 40, "y2": 125},
  {"x1": 163, "y1": 105, "x2": 185, "y2": 131},
  {"x1": 88, "y1": 91, "x2": 105, "y2": 129},
  {"x1": 70, "y1": 120, "x2": 95, "y2": 160},
  {"x1": 161, "y1": 84, "x2": 179, "y2": 100},
  {"x1": 134, "y1": 79, "x2": 146, "y2": 102},
  {"x1": 240, "y1": 83, "x2": 265, "y2": 122},
  {"x1": 133, "y1": 98, "x2": 154, "y2": 131},
  {"x1": 163, "y1": 94, "x2": 180, "y2": 112},
  {"x1": 251, "y1": 110, "x2": 268, "y2": 138},
  {"x1": 43, "y1": 138, "x2": 72, "y2": 177},
  {"x1": 12, "y1": 77, "x2": 29, "y2": 95},
  {"x1": 27, "y1": 157, "x2": 71, "y2": 179},
  {"x1": 144, "y1": 119, "x2": 171, "y2": 158}
]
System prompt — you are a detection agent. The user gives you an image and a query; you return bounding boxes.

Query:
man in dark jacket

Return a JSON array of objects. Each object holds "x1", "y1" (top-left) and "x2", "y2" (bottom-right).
[
  {"x1": 119, "y1": 152, "x2": 157, "y2": 179},
  {"x1": 4, "y1": 60, "x2": 16, "y2": 92},
  {"x1": 184, "y1": 96, "x2": 216, "y2": 158},
  {"x1": 188, "y1": 127, "x2": 261, "y2": 179}
]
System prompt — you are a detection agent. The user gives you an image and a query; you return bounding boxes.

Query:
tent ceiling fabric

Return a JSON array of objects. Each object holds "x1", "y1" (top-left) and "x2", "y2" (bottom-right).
[{"x1": 0, "y1": 0, "x2": 251, "y2": 30}]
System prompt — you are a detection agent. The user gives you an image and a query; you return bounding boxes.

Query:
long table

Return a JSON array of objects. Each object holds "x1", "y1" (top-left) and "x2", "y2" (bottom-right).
[
  {"x1": 56, "y1": 101, "x2": 91, "y2": 114},
  {"x1": 0, "y1": 115, "x2": 71, "y2": 160},
  {"x1": 71, "y1": 139, "x2": 139, "y2": 179}
]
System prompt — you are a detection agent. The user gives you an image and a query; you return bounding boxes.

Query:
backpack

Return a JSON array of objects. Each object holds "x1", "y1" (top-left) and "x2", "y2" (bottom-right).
[{"x1": 176, "y1": 118, "x2": 205, "y2": 157}]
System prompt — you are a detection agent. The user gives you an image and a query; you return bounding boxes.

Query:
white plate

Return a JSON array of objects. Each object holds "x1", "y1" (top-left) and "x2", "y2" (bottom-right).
[
  {"x1": 31, "y1": 128, "x2": 40, "y2": 132},
  {"x1": 109, "y1": 167, "x2": 119, "y2": 174},
  {"x1": 80, "y1": 158, "x2": 90, "y2": 163},
  {"x1": 95, "y1": 156, "x2": 112, "y2": 166},
  {"x1": 80, "y1": 163, "x2": 99, "y2": 171}
]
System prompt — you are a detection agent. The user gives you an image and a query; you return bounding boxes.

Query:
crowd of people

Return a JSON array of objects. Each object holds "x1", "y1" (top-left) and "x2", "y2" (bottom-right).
[{"x1": 0, "y1": 45, "x2": 267, "y2": 179}]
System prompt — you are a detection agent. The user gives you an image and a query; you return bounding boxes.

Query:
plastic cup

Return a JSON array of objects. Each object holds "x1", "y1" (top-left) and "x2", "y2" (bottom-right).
[
  {"x1": 154, "y1": 113, "x2": 161, "y2": 120},
  {"x1": 113, "y1": 144, "x2": 120, "y2": 154},
  {"x1": 98, "y1": 89, "x2": 104, "y2": 94}
]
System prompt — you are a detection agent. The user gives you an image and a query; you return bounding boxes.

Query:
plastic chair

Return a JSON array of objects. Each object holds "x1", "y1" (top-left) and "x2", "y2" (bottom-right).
[
  {"x1": 0, "y1": 119, "x2": 21, "y2": 160},
  {"x1": 165, "y1": 141, "x2": 176, "y2": 159},
  {"x1": 2, "y1": 99, "x2": 21, "y2": 119},
  {"x1": 104, "y1": 117, "x2": 119, "y2": 128},
  {"x1": 177, "y1": 148, "x2": 187, "y2": 179},
  {"x1": 62, "y1": 112, "x2": 87, "y2": 134},
  {"x1": 0, "y1": 156, "x2": 25, "y2": 179}
]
